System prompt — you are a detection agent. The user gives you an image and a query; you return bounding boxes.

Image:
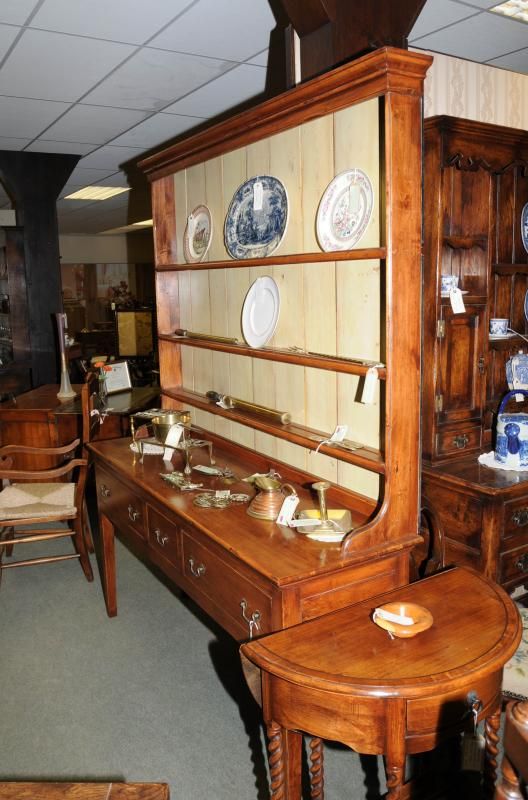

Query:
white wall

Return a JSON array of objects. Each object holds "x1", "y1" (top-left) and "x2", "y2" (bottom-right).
[{"x1": 59, "y1": 231, "x2": 154, "y2": 264}]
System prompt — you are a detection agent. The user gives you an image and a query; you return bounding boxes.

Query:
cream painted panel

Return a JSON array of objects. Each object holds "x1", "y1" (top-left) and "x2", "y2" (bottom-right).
[
  {"x1": 333, "y1": 98, "x2": 380, "y2": 249},
  {"x1": 301, "y1": 115, "x2": 334, "y2": 253},
  {"x1": 246, "y1": 137, "x2": 271, "y2": 178},
  {"x1": 337, "y1": 260, "x2": 381, "y2": 362},
  {"x1": 204, "y1": 156, "x2": 224, "y2": 262},
  {"x1": 178, "y1": 270, "x2": 193, "y2": 390},
  {"x1": 209, "y1": 266, "x2": 231, "y2": 438},
  {"x1": 305, "y1": 365, "x2": 338, "y2": 483},
  {"x1": 338, "y1": 463, "x2": 380, "y2": 500},
  {"x1": 227, "y1": 351, "x2": 255, "y2": 450},
  {"x1": 222, "y1": 146, "x2": 247, "y2": 262},
  {"x1": 274, "y1": 361, "x2": 306, "y2": 471},
  {"x1": 249, "y1": 262, "x2": 277, "y2": 458},
  {"x1": 174, "y1": 171, "x2": 187, "y2": 264},
  {"x1": 189, "y1": 269, "x2": 212, "y2": 394},
  {"x1": 269, "y1": 126, "x2": 302, "y2": 259},
  {"x1": 303, "y1": 261, "x2": 337, "y2": 355}
]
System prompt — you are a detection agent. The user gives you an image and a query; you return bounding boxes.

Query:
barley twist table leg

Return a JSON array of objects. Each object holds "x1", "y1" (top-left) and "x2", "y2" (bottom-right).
[
  {"x1": 494, "y1": 754, "x2": 525, "y2": 800},
  {"x1": 483, "y1": 710, "x2": 500, "y2": 799},
  {"x1": 267, "y1": 721, "x2": 286, "y2": 800},
  {"x1": 309, "y1": 737, "x2": 324, "y2": 799}
]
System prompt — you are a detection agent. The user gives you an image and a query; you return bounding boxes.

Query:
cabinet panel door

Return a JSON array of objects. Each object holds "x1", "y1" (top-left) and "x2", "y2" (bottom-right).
[{"x1": 437, "y1": 305, "x2": 486, "y2": 425}]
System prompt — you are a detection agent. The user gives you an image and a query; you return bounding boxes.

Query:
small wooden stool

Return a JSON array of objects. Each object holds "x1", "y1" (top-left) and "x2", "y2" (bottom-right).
[
  {"x1": 241, "y1": 567, "x2": 522, "y2": 800},
  {"x1": 0, "y1": 783, "x2": 170, "y2": 799}
]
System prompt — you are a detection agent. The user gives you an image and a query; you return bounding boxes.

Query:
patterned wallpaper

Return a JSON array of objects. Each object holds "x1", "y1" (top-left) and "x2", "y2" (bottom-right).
[{"x1": 417, "y1": 49, "x2": 528, "y2": 130}]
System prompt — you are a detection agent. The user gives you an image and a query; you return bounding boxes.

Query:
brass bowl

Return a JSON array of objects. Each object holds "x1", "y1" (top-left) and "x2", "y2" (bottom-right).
[
  {"x1": 372, "y1": 602, "x2": 433, "y2": 638},
  {"x1": 152, "y1": 411, "x2": 191, "y2": 444}
]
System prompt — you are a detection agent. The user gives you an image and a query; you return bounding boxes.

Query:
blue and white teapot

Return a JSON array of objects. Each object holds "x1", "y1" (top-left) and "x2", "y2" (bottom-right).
[{"x1": 495, "y1": 389, "x2": 528, "y2": 468}]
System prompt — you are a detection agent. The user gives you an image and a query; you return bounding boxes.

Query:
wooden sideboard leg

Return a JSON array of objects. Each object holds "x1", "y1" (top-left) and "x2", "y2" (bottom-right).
[
  {"x1": 267, "y1": 720, "x2": 286, "y2": 799},
  {"x1": 266, "y1": 722, "x2": 302, "y2": 799},
  {"x1": 100, "y1": 512, "x2": 117, "y2": 617},
  {"x1": 385, "y1": 700, "x2": 406, "y2": 800},
  {"x1": 483, "y1": 708, "x2": 501, "y2": 798},
  {"x1": 309, "y1": 736, "x2": 324, "y2": 799},
  {"x1": 494, "y1": 753, "x2": 524, "y2": 800}
]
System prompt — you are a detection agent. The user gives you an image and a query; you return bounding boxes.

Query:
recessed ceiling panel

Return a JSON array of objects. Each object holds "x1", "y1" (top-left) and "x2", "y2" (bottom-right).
[
  {"x1": 68, "y1": 166, "x2": 124, "y2": 186},
  {"x1": 410, "y1": 0, "x2": 479, "y2": 40},
  {"x1": 26, "y1": 140, "x2": 96, "y2": 155},
  {"x1": 150, "y1": 0, "x2": 277, "y2": 61},
  {"x1": 110, "y1": 112, "x2": 203, "y2": 148},
  {"x1": 455, "y1": 0, "x2": 503, "y2": 8},
  {"x1": 44, "y1": 105, "x2": 150, "y2": 145},
  {"x1": 30, "y1": 0, "x2": 192, "y2": 45},
  {"x1": 409, "y1": 11, "x2": 528, "y2": 60},
  {"x1": 80, "y1": 145, "x2": 146, "y2": 170},
  {"x1": 0, "y1": 0, "x2": 40, "y2": 26},
  {"x1": 246, "y1": 49, "x2": 269, "y2": 67},
  {"x1": 83, "y1": 48, "x2": 234, "y2": 111},
  {"x1": 0, "y1": 23, "x2": 21, "y2": 59},
  {"x1": 165, "y1": 64, "x2": 266, "y2": 118},
  {"x1": 487, "y1": 47, "x2": 528, "y2": 71},
  {"x1": 0, "y1": 29, "x2": 135, "y2": 102},
  {"x1": 0, "y1": 136, "x2": 31, "y2": 150},
  {"x1": 0, "y1": 96, "x2": 70, "y2": 139}
]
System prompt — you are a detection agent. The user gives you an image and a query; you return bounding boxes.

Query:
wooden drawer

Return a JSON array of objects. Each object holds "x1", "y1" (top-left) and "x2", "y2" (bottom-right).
[
  {"x1": 181, "y1": 530, "x2": 273, "y2": 640},
  {"x1": 504, "y1": 497, "x2": 528, "y2": 538},
  {"x1": 147, "y1": 506, "x2": 180, "y2": 567},
  {"x1": 95, "y1": 468, "x2": 146, "y2": 540},
  {"x1": 435, "y1": 426, "x2": 482, "y2": 458},
  {"x1": 500, "y1": 545, "x2": 528, "y2": 585}
]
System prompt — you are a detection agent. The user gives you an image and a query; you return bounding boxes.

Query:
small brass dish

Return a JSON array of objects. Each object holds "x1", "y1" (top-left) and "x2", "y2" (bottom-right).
[
  {"x1": 372, "y1": 602, "x2": 433, "y2": 639},
  {"x1": 296, "y1": 508, "x2": 352, "y2": 541}
]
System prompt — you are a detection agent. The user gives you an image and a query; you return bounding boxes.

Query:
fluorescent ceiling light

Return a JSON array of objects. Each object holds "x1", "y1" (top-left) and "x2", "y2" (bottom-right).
[
  {"x1": 490, "y1": 0, "x2": 528, "y2": 23},
  {"x1": 100, "y1": 219, "x2": 153, "y2": 235},
  {"x1": 63, "y1": 186, "x2": 130, "y2": 201}
]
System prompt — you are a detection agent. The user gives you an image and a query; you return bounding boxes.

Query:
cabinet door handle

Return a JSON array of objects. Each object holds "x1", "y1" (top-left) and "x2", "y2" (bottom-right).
[
  {"x1": 127, "y1": 504, "x2": 140, "y2": 522},
  {"x1": 100, "y1": 484, "x2": 111, "y2": 498},
  {"x1": 515, "y1": 553, "x2": 528, "y2": 573},
  {"x1": 154, "y1": 528, "x2": 168, "y2": 546},
  {"x1": 512, "y1": 508, "x2": 528, "y2": 528},
  {"x1": 478, "y1": 356, "x2": 485, "y2": 375},
  {"x1": 188, "y1": 557, "x2": 206, "y2": 577},
  {"x1": 240, "y1": 599, "x2": 261, "y2": 639},
  {"x1": 453, "y1": 434, "x2": 469, "y2": 449}
]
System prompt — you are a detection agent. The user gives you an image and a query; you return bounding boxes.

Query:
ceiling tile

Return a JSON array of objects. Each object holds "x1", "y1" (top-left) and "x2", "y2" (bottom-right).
[
  {"x1": 110, "y1": 112, "x2": 203, "y2": 148},
  {"x1": 164, "y1": 63, "x2": 266, "y2": 118},
  {"x1": 0, "y1": 29, "x2": 135, "y2": 102},
  {"x1": 0, "y1": 22, "x2": 21, "y2": 59},
  {"x1": 150, "y1": 0, "x2": 277, "y2": 61},
  {"x1": 246, "y1": 49, "x2": 269, "y2": 67},
  {"x1": 68, "y1": 166, "x2": 123, "y2": 185},
  {"x1": 79, "y1": 145, "x2": 146, "y2": 170},
  {"x1": 26, "y1": 139, "x2": 96, "y2": 155},
  {"x1": 487, "y1": 47, "x2": 528, "y2": 71},
  {"x1": 409, "y1": 12, "x2": 528, "y2": 60},
  {"x1": 30, "y1": 0, "x2": 193, "y2": 45},
  {"x1": 43, "y1": 105, "x2": 150, "y2": 145},
  {"x1": 0, "y1": 1, "x2": 40, "y2": 26},
  {"x1": 453, "y1": 0, "x2": 501, "y2": 8},
  {"x1": 0, "y1": 136, "x2": 31, "y2": 150},
  {"x1": 83, "y1": 48, "x2": 234, "y2": 111},
  {"x1": 410, "y1": 0, "x2": 480, "y2": 40},
  {"x1": 0, "y1": 96, "x2": 70, "y2": 139}
]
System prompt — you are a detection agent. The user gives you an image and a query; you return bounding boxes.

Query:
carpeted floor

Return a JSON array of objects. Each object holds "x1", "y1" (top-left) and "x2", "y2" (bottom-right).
[{"x1": 0, "y1": 528, "x2": 388, "y2": 799}]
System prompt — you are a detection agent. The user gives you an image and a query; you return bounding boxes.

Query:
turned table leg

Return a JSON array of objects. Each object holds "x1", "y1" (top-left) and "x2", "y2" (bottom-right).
[
  {"x1": 309, "y1": 737, "x2": 324, "y2": 799},
  {"x1": 266, "y1": 722, "x2": 303, "y2": 800},
  {"x1": 100, "y1": 512, "x2": 117, "y2": 617},
  {"x1": 483, "y1": 708, "x2": 501, "y2": 799}
]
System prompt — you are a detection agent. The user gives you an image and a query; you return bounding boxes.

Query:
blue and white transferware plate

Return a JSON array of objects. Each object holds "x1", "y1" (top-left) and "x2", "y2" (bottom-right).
[
  {"x1": 224, "y1": 176, "x2": 288, "y2": 260},
  {"x1": 522, "y1": 202, "x2": 528, "y2": 255},
  {"x1": 316, "y1": 168, "x2": 374, "y2": 252}
]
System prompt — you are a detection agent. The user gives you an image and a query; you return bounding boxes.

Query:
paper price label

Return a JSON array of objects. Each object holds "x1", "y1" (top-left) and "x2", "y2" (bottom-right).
[
  {"x1": 330, "y1": 425, "x2": 348, "y2": 442},
  {"x1": 165, "y1": 424, "x2": 183, "y2": 447},
  {"x1": 361, "y1": 367, "x2": 378, "y2": 404},
  {"x1": 163, "y1": 446, "x2": 175, "y2": 462},
  {"x1": 253, "y1": 180, "x2": 264, "y2": 211},
  {"x1": 215, "y1": 490, "x2": 230, "y2": 499},
  {"x1": 276, "y1": 493, "x2": 299, "y2": 526},
  {"x1": 450, "y1": 287, "x2": 466, "y2": 314}
]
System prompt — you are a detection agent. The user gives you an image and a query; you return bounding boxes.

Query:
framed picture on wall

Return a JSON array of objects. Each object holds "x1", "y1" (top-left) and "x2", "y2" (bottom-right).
[{"x1": 104, "y1": 360, "x2": 132, "y2": 394}]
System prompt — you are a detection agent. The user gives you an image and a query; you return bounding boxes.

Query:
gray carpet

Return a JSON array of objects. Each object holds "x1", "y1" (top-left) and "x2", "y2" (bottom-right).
[{"x1": 0, "y1": 529, "x2": 386, "y2": 799}]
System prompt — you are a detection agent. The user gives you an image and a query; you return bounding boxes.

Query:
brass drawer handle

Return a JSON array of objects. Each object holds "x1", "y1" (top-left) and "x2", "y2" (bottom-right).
[
  {"x1": 100, "y1": 484, "x2": 111, "y2": 498},
  {"x1": 240, "y1": 599, "x2": 261, "y2": 639},
  {"x1": 512, "y1": 508, "x2": 528, "y2": 528},
  {"x1": 515, "y1": 553, "x2": 528, "y2": 573},
  {"x1": 188, "y1": 557, "x2": 206, "y2": 578},
  {"x1": 127, "y1": 504, "x2": 140, "y2": 522},
  {"x1": 453, "y1": 434, "x2": 469, "y2": 449},
  {"x1": 154, "y1": 528, "x2": 168, "y2": 547}
]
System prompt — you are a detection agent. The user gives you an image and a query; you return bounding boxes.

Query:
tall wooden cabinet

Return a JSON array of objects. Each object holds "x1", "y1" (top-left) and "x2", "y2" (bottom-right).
[
  {"x1": 422, "y1": 116, "x2": 528, "y2": 591},
  {"x1": 139, "y1": 47, "x2": 431, "y2": 595}
]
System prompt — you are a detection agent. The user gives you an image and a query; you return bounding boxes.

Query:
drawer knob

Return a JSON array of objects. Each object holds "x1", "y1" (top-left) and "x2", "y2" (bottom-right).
[
  {"x1": 512, "y1": 508, "x2": 528, "y2": 528},
  {"x1": 127, "y1": 504, "x2": 140, "y2": 522},
  {"x1": 100, "y1": 484, "x2": 111, "y2": 498},
  {"x1": 515, "y1": 553, "x2": 528, "y2": 573},
  {"x1": 240, "y1": 599, "x2": 261, "y2": 639},
  {"x1": 154, "y1": 528, "x2": 168, "y2": 547},
  {"x1": 453, "y1": 434, "x2": 469, "y2": 449},
  {"x1": 188, "y1": 557, "x2": 206, "y2": 578}
]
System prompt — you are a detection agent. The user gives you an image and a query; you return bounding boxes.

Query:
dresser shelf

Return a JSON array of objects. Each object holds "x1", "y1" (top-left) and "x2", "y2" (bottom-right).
[
  {"x1": 443, "y1": 235, "x2": 487, "y2": 250},
  {"x1": 155, "y1": 247, "x2": 387, "y2": 272},
  {"x1": 493, "y1": 262, "x2": 528, "y2": 275}
]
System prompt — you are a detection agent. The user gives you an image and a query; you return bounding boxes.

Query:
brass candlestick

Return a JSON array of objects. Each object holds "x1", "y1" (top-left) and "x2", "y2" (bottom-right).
[{"x1": 312, "y1": 481, "x2": 334, "y2": 531}]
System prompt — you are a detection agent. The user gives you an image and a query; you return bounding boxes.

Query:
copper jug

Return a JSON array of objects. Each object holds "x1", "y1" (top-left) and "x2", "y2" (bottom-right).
[{"x1": 246, "y1": 476, "x2": 295, "y2": 521}]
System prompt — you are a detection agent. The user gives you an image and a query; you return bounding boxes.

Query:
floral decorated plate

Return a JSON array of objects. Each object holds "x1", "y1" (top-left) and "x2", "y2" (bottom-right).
[
  {"x1": 224, "y1": 176, "x2": 288, "y2": 259},
  {"x1": 522, "y1": 202, "x2": 528, "y2": 255},
  {"x1": 316, "y1": 168, "x2": 374, "y2": 252},
  {"x1": 184, "y1": 204, "x2": 213, "y2": 263}
]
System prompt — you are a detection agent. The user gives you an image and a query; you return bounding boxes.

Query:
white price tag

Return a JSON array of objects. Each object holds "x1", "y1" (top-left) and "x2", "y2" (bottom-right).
[
  {"x1": 348, "y1": 182, "x2": 361, "y2": 213},
  {"x1": 276, "y1": 493, "x2": 299, "y2": 526},
  {"x1": 516, "y1": 393, "x2": 525, "y2": 402},
  {"x1": 330, "y1": 425, "x2": 348, "y2": 442},
  {"x1": 450, "y1": 287, "x2": 466, "y2": 314},
  {"x1": 215, "y1": 490, "x2": 230, "y2": 499},
  {"x1": 288, "y1": 517, "x2": 321, "y2": 528},
  {"x1": 253, "y1": 180, "x2": 264, "y2": 211},
  {"x1": 361, "y1": 367, "x2": 378, "y2": 404},
  {"x1": 163, "y1": 446, "x2": 175, "y2": 462},
  {"x1": 165, "y1": 424, "x2": 183, "y2": 447},
  {"x1": 187, "y1": 213, "x2": 195, "y2": 236}
]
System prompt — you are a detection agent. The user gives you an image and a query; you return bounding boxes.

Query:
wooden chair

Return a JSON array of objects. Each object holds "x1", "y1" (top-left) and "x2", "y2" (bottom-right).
[
  {"x1": 0, "y1": 782, "x2": 170, "y2": 799},
  {"x1": 0, "y1": 436, "x2": 93, "y2": 582},
  {"x1": 495, "y1": 699, "x2": 528, "y2": 799}
]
